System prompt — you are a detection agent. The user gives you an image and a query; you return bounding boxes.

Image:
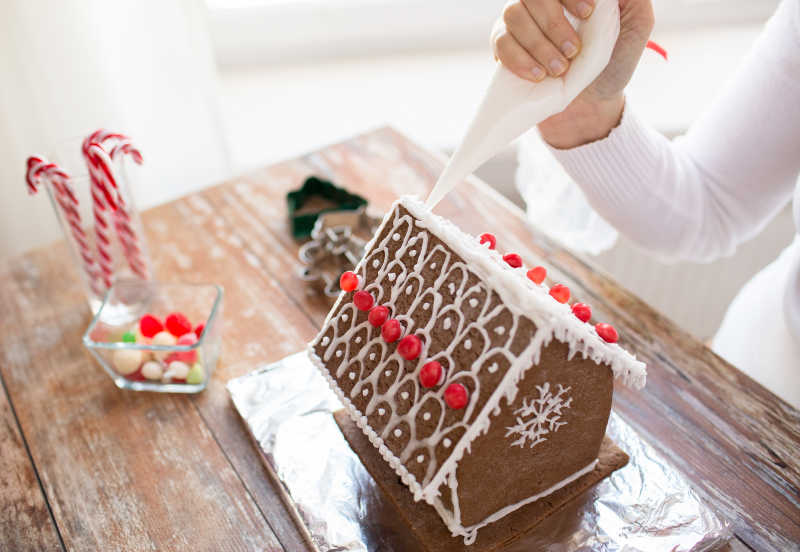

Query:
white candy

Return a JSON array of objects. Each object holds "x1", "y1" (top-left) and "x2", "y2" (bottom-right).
[
  {"x1": 163, "y1": 360, "x2": 190, "y2": 382},
  {"x1": 151, "y1": 331, "x2": 177, "y2": 361},
  {"x1": 112, "y1": 348, "x2": 143, "y2": 375},
  {"x1": 141, "y1": 360, "x2": 163, "y2": 381}
]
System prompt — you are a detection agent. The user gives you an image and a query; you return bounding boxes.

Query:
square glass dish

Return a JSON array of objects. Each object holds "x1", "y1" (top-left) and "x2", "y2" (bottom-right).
[{"x1": 83, "y1": 280, "x2": 224, "y2": 393}]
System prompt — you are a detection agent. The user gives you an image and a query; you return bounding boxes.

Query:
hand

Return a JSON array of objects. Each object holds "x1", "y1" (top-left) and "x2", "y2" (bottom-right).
[{"x1": 492, "y1": 0, "x2": 655, "y2": 148}]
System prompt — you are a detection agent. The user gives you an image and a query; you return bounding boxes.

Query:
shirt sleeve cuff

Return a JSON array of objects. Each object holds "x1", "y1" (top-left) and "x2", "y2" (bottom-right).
[{"x1": 543, "y1": 103, "x2": 669, "y2": 208}]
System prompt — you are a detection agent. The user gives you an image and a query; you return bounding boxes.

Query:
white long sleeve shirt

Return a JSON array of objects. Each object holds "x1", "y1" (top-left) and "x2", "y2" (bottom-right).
[{"x1": 547, "y1": 0, "x2": 800, "y2": 407}]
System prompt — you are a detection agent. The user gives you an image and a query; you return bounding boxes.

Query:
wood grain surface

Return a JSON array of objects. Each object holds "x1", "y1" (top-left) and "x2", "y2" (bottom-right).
[{"x1": 0, "y1": 127, "x2": 797, "y2": 551}]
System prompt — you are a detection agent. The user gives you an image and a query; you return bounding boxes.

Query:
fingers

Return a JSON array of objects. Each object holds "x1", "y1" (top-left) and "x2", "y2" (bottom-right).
[
  {"x1": 560, "y1": 0, "x2": 594, "y2": 19},
  {"x1": 522, "y1": 0, "x2": 583, "y2": 61},
  {"x1": 502, "y1": 1, "x2": 568, "y2": 77},
  {"x1": 493, "y1": 27, "x2": 548, "y2": 82}
]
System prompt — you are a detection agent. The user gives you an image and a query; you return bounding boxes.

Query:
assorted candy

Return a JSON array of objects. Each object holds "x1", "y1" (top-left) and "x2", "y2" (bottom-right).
[{"x1": 112, "y1": 311, "x2": 207, "y2": 385}]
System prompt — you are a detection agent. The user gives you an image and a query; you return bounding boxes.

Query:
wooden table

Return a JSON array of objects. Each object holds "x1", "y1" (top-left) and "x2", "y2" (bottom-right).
[{"x1": 1, "y1": 128, "x2": 798, "y2": 551}]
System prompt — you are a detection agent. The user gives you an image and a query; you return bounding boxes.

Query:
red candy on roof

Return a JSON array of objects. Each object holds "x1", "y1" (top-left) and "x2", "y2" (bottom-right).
[
  {"x1": 549, "y1": 284, "x2": 570, "y2": 304},
  {"x1": 572, "y1": 303, "x2": 591, "y2": 323},
  {"x1": 595, "y1": 323, "x2": 619, "y2": 343},
  {"x1": 353, "y1": 290, "x2": 374, "y2": 311},
  {"x1": 368, "y1": 305, "x2": 389, "y2": 327},
  {"x1": 527, "y1": 266, "x2": 546, "y2": 284},
  {"x1": 503, "y1": 253, "x2": 522, "y2": 268},
  {"x1": 398, "y1": 335, "x2": 422, "y2": 360},
  {"x1": 339, "y1": 271, "x2": 359, "y2": 292},
  {"x1": 444, "y1": 383, "x2": 469, "y2": 410},
  {"x1": 419, "y1": 361, "x2": 442, "y2": 388},
  {"x1": 479, "y1": 233, "x2": 496, "y2": 250},
  {"x1": 382, "y1": 319, "x2": 402, "y2": 343}
]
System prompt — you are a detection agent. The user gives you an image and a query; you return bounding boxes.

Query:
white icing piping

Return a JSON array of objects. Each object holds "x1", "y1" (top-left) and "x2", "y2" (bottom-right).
[{"x1": 400, "y1": 195, "x2": 646, "y2": 389}]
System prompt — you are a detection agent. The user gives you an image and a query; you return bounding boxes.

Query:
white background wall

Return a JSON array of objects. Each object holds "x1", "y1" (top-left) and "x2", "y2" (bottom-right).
[{"x1": 0, "y1": 0, "x2": 789, "y2": 340}]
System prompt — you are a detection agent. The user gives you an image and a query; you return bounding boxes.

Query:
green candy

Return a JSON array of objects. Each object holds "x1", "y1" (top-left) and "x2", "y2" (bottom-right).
[
  {"x1": 186, "y1": 363, "x2": 205, "y2": 385},
  {"x1": 121, "y1": 332, "x2": 137, "y2": 343}
]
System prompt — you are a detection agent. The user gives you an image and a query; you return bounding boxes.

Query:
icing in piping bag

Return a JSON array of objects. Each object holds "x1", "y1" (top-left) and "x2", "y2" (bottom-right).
[{"x1": 426, "y1": 0, "x2": 620, "y2": 209}]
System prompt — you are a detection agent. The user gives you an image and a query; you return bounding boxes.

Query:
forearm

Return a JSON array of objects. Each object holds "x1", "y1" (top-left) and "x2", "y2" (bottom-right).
[{"x1": 537, "y1": 93, "x2": 625, "y2": 149}]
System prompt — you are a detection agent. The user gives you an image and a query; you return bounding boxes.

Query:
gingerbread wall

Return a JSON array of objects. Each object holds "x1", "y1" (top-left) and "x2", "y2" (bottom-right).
[{"x1": 447, "y1": 340, "x2": 613, "y2": 527}]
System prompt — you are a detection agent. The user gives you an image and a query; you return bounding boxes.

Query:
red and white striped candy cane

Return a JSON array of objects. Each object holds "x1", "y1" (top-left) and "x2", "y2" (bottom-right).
[
  {"x1": 106, "y1": 137, "x2": 148, "y2": 278},
  {"x1": 83, "y1": 143, "x2": 116, "y2": 289},
  {"x1": 82, "y1": 131, "x2": 149, "y2": 284},
  {"x1": 25, "y1": 156, "x2": 102, "y2": 296}
]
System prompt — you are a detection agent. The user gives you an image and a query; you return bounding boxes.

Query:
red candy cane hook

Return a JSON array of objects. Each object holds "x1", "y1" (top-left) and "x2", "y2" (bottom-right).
[{"x1": 646, "y1": 40, "x2": 668, "y2": 61}]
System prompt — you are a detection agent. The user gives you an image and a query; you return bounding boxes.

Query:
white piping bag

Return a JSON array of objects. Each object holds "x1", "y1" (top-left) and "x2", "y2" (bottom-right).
[{"x1": 426, "y1": 0, "x2": 620, "y2": 209}]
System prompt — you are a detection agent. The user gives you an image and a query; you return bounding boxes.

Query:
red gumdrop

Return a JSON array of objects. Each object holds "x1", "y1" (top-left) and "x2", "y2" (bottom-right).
[
  {"x1": 165, "y1": 312, "x2": 193, "y2": 337},
  {"x1": 353, "y1": 290, "x2": 374, "y2": 311},
  {"x1": 172, "y1": 332, "x2": 198, "y2": 363},
  {"x1": 382, "y1": 319, "x2": 402, "y2": 343},
  {"x1": 124, "y1": 367, "x2": 147, "y2": 382},
  {"x1": 502, "y1": 253, "x2": 523, "y2": 268},
  {"x1": 139, "y1": 314, "x2": 164, "y2": 338},
  {"x1": 397, "y1": 335, "x2": 422, "y2": 360},
  {"x1": 419, "y1": 361, "x2": 442, "y2": 388},
  {"x1": 194, "y1": 323, "x2": 205, "y2": 337},
  {"x1": 549, "y1": 284, "x2": 570, "y2": 304},
  {"x1": 339, "y1": 271, "x2": 359, "y2": 292},
  {"x1": 527, "y1": 266, "x2": 546, "y2": 284},
  {"x1": 444, "y1": 383, "x2": 469, "y2": 410},
  {"x1": 596, "y1": 323, "x2": 619, "y2": 343},
  {"x1": 572, "y1": 303, "x2": 592, "y2": 323},
  {"x1": 479, "y1": 233, "x2": 496, "y2": 250},
  {"x1": 368, "y1": 305, "x2": 389, "y2": 327}
]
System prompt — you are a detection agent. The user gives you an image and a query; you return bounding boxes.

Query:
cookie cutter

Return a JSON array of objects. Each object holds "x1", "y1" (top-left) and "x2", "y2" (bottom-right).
[
  {"x1": 298, "y1": 207, "x2": 382, "y2": 297},
  {"x1": 287, "y1": 176, "x2": 368, "y2": 239}
]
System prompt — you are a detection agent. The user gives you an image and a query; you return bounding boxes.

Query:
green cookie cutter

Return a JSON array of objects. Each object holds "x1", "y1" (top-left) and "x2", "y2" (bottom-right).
[{"x1": 287, "y1": 176, "x2": 368, "y2": 239}]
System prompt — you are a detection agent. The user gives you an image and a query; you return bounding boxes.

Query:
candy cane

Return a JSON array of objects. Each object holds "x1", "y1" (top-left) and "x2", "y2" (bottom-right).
[
  {"x1": 25, "y1": 156, "x2": 103, "y2": 296},
  {"x1": 83, "y1": 143, "x2": 116, "y2": 289},
  {"x1": 82, "y1": 131, "x2": 148, "y2": 282},
  {"x1": 106, "y1": 137, "x2": 148, "y2": 278}
]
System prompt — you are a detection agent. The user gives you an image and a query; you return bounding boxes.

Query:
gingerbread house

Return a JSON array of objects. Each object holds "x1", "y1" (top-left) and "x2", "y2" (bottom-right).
[{"x1": 309, "y1": 197, "x2": 646, "y2": 544}]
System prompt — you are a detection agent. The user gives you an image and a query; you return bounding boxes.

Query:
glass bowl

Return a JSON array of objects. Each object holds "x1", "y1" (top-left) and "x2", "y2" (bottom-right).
[{"x1": 83, "y1": 280, "x2": 224, "y2": 393}]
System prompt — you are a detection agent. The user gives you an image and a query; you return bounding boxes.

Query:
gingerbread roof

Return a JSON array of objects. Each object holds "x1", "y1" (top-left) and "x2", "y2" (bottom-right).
[{"x1": 309, "y1": 196, "x2": 646, "y2": 506}]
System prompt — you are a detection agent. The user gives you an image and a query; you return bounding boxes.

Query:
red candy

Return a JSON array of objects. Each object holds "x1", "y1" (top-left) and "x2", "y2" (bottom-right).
[
  {"x1": 339, "y1": 271, "x2": 359, "y2": 292},
  {"x1": 596, "y1": 323, "x2": 619, "y2": 343},
  {"x1": 165, "y1": 312, "x2": 193, "y2": 337},
  {"x1": 124, "y1": 367, "x2": 147, "y2": 382},
  {"x1": 382, "y1": 319, "x2": 402, "y2": 343},
  {"x1": 549, "y1": 284, "x2": 570, "y2": 304},
  {"x1": 419, "y1": 361, "x2": 442, "y2": 388},
  {"x1": 397, "y1": 335, "x2": 422, "y2": 360},
  {"x1": 572, "y1": 303, "x2": 592, "y2": 323},
  {"x1": 479, "y1": 233, "x2": 496, "y2": 250},
  {"x1": 503, "y1": 253, "x2": 523, "y2": 268},
  {"x1": 353, "y1": 290, "x2": 374, "y2": 311},
  {"x1": 172, "y1": 332, "x2": 199, "y2": 363},
  {"x1": 139, "y1": 314, "x2": 164, "y2": 338},
  {"x1": 527, "y1": 266, "x2": 546, "y2": 284},
  {"x1": 194, "y1": 323, "x2": 205, "y2": 337},
  {"x1": 368, "y1": 305, "x2": 389, "y2": 327},
  {"x1": 444, "y1": 383, "x2": 469, "y2": 410}
]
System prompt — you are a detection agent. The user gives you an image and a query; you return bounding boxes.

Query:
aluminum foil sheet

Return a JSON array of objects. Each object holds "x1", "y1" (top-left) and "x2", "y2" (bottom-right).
[{"x1": 228, "y1": 352, "x2": 732, "y2": 551}]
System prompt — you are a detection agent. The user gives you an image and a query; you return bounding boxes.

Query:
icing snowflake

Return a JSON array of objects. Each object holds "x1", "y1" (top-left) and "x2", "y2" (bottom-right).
[{"x1": 505, "y1": 383, "x2": 572, "y2": 449}]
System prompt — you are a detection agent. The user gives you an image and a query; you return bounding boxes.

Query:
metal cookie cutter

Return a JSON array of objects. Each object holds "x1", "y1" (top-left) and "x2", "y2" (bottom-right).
[{"x1": 298, "y1": 207, "x2": 382, "y2": 297}]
